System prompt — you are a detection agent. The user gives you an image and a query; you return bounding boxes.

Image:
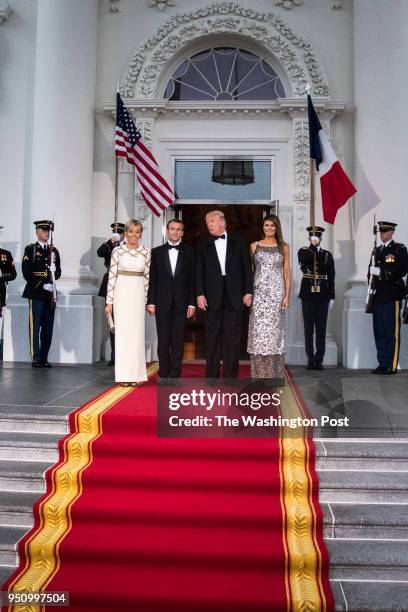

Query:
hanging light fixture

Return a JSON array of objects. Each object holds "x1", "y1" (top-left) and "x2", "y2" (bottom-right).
[{"x1": 211, "y1": 160, "x2": 255, "y2": 186}]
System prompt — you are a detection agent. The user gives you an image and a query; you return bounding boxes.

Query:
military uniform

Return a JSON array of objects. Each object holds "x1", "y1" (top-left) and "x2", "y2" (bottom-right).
[
  {"x1": 0, "y1": 242, "x2": 17, "y2": 316},
  {"x1": 298, "y1": 226, "x2": 335, "y2": 369},
  {"x1": 368, "y1": 221, "x2": 408, "y2": 374},
  {"x1": 22, "y1": 221, "x2": 61, "y2": 367},
  {"x1": 97, "y1": 223, "x2": 125, "y2": 365}
]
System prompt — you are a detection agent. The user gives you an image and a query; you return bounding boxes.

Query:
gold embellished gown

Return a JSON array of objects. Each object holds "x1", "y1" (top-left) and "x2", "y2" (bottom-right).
[
  {"x1": 247, "y1": 244, "x2": 286, "y2": 379},
  {"x1": 106, "y1": 244, "x2": 150, "y2": 383}
]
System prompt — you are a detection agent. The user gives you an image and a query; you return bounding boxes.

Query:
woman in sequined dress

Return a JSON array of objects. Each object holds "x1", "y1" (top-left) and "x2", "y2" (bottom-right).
[
  {"x1": 247, "y1": 215, "x2": 291, "y2": 381},
  {"x1": 105, "y1": 220, "x2": 151, "y2": 386}
]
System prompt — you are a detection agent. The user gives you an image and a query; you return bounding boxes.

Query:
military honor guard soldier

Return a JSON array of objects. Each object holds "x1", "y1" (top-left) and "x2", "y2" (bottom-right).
[
  {"x1": 298, "y1": 226, "x2": 335, "y2": 370},
  {"x1": 22, "y1": 221, "x2": 61, "y2": 367},
  {"x1": 97, "y1": 222, "x2": 125, "y2": 366},
  {"x1": 0, "y1": 225, "x2": 17, "y2": 327},
  {"x1": 368, "y1": 221, "x2": 408, "y2": 374}
]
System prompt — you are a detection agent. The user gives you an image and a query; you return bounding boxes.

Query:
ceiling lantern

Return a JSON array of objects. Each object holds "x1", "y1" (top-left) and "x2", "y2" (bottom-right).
[{"x1": 211, "y1": 160, "x2": 255, "y2": 186}]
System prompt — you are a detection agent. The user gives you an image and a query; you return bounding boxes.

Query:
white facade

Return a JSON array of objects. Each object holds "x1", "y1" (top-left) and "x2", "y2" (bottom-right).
[{"x1": 1, "y1": 0, "x2": 407, "y2": 367}]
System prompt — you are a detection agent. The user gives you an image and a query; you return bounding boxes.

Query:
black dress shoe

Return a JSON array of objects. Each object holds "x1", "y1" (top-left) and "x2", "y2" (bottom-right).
[
  {"x1": 314, "y1": 363, "x2": 324, "y2": 370},
  {"x1": 41, "y1": 361, "x2": 52, "y2": 368},
  {"x1": 371, "y1": 366, "x2": 386, "y2": 374},
  {"x1": 108, "y1": 360, "x2": 115, "y2": 366},
  {"x1": 157, "y1": 377, "x2": 170, "y2": 386},
  {"x1": 306, "y1": 363, "x2": 315, "y2": 370},
  {"x1": 383, "y1": 369, "x2": 397, "y2": 375},
  {"x1": 31, "y1": 361, "x2": 42, "y2": 368}
]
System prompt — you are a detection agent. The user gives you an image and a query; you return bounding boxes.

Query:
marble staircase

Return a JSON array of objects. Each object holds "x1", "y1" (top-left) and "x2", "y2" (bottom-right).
[{"x1": 0, "y1": 406, "x2": 407, "y2": 610}]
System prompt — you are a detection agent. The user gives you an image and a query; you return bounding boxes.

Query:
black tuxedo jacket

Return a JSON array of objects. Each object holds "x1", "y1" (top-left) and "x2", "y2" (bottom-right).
[
  {"x1": 195, "y1": 235, "x2": 253, "y2": 311},
  {"x1": 147, "y1": 242, "x2": 195, "y2": 311}
]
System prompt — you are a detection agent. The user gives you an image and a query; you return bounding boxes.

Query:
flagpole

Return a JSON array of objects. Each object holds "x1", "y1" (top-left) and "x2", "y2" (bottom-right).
[
  {"x1": 310, "y1": 158, "x2": 316, "y2": 228},
  {"x1": 114, "y1": 82, "x2": 120, "y2": 230},
  {"x1": 114, "y1": 155, "x2": 119, "y2": 229},
  {"x1": 305, "y1": 83, "x2": 315, "y2": 229}
]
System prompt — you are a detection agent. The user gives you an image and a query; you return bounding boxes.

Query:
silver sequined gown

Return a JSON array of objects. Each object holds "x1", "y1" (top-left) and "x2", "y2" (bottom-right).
[{"x1": 247, "y1": 244, "x2": 286, "y2": 379}]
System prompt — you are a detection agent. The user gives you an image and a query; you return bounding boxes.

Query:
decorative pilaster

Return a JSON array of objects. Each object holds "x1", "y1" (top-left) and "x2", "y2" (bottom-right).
[
  {"x1": 131, "y1": 114, "x2": 156, "y2": 224},
  {"x1": 0, "y1": 1, "x2": 12, "y2": 25},
  {"x1": 290, "y1": 111, "x2": 309, "y2": 234}
]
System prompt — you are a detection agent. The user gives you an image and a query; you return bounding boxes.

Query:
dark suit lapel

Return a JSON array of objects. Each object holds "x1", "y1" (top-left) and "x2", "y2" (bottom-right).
[
  {"x1": 207, "y1": 239, "x2": 222, "y2": 275},
  {"x1": 161, "y1": 245, "x2": 173, "y2": 278},
  {"x1": 173, "y1": 244, "x2": 184, "y2": 279},
  {"x1": 225, "y1": 236, "x2": 235, "y2": 272}
]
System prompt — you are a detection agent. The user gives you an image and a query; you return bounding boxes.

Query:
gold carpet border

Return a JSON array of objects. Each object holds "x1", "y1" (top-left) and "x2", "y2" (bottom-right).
[
  {"x1": 7, "y1": 363, "x2": 159, "y2": 612},
  {"x1": 279, "y1": 370, "x2": 326, "y2": 612}
]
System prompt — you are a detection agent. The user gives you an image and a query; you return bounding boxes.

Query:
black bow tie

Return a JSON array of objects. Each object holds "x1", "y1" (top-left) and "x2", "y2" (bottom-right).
[
  {"x1": 214, "y1": 234, "x2": 226, "y2": 241},
  {"x1": 168, "y1": 244, "x2": 180, "y2": 251}
]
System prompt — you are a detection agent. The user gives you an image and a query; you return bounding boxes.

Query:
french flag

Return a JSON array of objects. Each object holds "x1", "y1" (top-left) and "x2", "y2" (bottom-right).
[{"x1": 308, "y1": 94, "x2": 356, "y2": 224}]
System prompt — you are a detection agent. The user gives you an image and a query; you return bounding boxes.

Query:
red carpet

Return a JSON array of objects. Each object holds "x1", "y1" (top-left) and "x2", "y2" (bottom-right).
[{"x1": 3, "y1": 365, "x2": 333, "y2": 612}]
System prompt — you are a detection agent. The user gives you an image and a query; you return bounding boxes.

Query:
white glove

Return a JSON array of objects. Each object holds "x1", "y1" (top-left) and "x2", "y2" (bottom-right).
[
  {"x1": 329, "y1": 299, "x2": 334, "y2": 310},
  {"x1": 49, "y1": 263, "x2": 56, "y2": 273},
  {"x1": 370, "y1": 266, "x2": 380, "y2": 276},
  {"x1": 43, "y1": 283, "x2": 54, "y2": 292},
  {"x1": 0, "y1": 269, "x2": 2, "y2": 278},
  {"x1": 112, "y1": 232, "x2": 121, "y2": 242}
]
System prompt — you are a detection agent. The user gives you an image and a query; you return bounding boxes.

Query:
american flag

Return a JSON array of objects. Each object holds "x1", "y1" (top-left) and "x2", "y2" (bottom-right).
[{"x1": 115, "y1": 93, "x2": 174, "y2": 217}]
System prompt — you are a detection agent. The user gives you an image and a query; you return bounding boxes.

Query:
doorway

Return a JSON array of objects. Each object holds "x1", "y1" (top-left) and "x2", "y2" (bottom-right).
[{"x1": 178, "y1": 204, "x2": 273, "y2": 360}]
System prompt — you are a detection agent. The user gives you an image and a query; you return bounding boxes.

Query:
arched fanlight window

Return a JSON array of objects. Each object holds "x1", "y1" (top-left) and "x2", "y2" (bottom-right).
[{"x1": 164, "y1": 47, "x2": 286, "y2": 101}]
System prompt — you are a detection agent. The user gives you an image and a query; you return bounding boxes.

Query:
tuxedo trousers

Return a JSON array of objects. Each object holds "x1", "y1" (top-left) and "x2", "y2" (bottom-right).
[
  {"x1": 205, "y1": 279, "x2": 242, "y2": 379},
  {"x1": 155, "y1": 308, "x2": 187, "y2": 378}
]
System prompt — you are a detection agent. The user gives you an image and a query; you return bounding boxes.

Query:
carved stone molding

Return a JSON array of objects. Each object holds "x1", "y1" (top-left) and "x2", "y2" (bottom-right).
[
  {"x1": 101, "y1": 99, "x2": 345, "y2": 122},
  {"x1": 118, "y1": 156, "x2": 132, "y2": 173},
  {"x1": 291, "y1": 116, "x2": 309, "y2": 191},
  {"x1": 134, "y1": 193, "x2": 150, "y2": 221},
  {"x1": 134, "y1": 117, "x2": 154, "y2": 147},
  {"x1": 147, "y1": 0, "x2": 175, "y2": 11},
  {"x1": 274, "y1": 0, "x2": 302, "y2": 9},
  {"x1": 332, "y1": 0, "x2": 342, "y2": 9},
  {"x1": 0, "y1": 2, "x2": 12, "y2": 25},
  {"x1": 109, "y1": 0, "x2": 119, "y2": 13},
  {"x1": 121, "y1": 2, "x2": 330, "y2": 100}
]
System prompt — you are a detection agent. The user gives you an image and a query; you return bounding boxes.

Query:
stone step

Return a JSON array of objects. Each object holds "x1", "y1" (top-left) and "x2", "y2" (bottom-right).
[
  {"x1": 0, "y1": 492, "x2": 42, "y2": 528},
  {"x1": 0, "y1": 460, "x2": 52, "y2": 493},
  {"x1": 322, "y1": 502, "x2": 408, "y2": 540},
  {"x1": 0, "y1": 526, "x2": 29, "y2": 567},
  {"x1": 327, "y1": 538, "x2": 408, "y2": 581},
  {"x1": 316, "y1": 440, "x2": 408, "y2": 471},
  {"x1": 330, "y1": 579, "x2": 408, "y2": 612},
  {"x1": 0, "y1": 405, "x2": 70, "y2": 435},
  {"x1": 318, "y1": 469, "x2": 408, "y2": 503},
  {"x1": 0, "y1": 432, "x2": 63, "y2": 463}
]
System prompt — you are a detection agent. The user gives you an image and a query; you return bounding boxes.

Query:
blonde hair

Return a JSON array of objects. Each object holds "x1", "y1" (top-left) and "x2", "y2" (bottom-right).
[
  {"x1": 125, "y1": 219, "x2": 143, "y2": 233},
  {"x1": 205, "y1": 210, "x2": 225, "y2": 221}
]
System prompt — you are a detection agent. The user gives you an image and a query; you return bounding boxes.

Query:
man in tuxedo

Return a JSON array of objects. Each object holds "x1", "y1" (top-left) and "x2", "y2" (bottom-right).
[
  {"x1": 147, "y1": 219, "x2": 195, "y2": 382},
  {"x1": 195, "y1": 210, "x2": 253, "y2": 379}
]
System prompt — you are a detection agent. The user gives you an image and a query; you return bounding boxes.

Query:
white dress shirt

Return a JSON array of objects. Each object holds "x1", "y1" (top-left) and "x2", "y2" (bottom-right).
[
  {"x1": 214, "y1": 232, "x2": 227, "y2": 276},
  {"x1": 168, "y1": 240, "x2": 181, "y2": 275}
]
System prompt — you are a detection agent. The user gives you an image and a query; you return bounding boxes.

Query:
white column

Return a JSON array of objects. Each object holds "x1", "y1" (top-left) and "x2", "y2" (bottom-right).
[
  {"x1": 4, "y1": 0, "x2": 99, "y2": 363},
  {"x1": 344, "y1": 0, "x2": 408, "y2": 368},
  {"x1": 29, "y1": 0, "x2": 98, "y2": 289}
]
